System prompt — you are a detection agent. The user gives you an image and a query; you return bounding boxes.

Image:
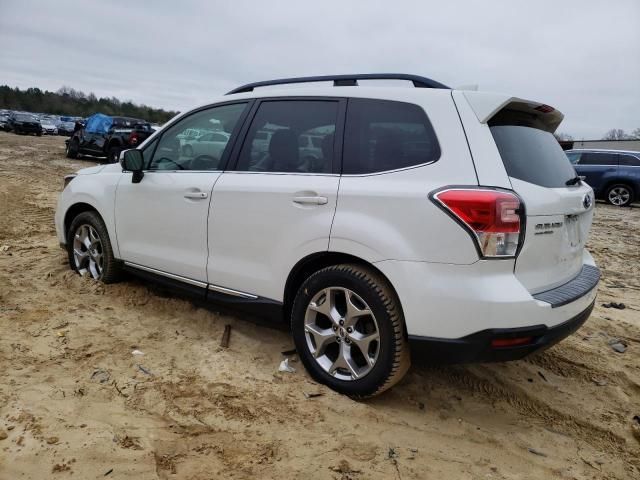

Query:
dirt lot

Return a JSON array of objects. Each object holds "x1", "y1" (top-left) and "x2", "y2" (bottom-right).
[{"x1": 0, "y1": 131, "x2": 638, "y2": 479}]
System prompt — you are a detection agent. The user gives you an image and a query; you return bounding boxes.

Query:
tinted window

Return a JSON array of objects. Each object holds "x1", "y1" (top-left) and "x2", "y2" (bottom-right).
[
  {"x1": 148, "y1": 103, "x2": 247, "y2": 171},
  {"x1": 490, "y1": 126, "x2": 577, "y2": 188},
  {"x1": 618, "y1": 154, "x2": 640, "y2": 166},
  {"x1": 237, "y1": 101, "x2": 338, "y2": 173},
  {"x1": 142, "y1": 138, "x2": 157, "y2": 166},
  {"x1": 15, "y1": 114, "x2": 36, "y2": 122},
  {"x1": 579, "y1": 152, "x2": 618, "y2": 166},
  {"x1": 343, "y1": 99, "x2": 439, "y2": 175}
]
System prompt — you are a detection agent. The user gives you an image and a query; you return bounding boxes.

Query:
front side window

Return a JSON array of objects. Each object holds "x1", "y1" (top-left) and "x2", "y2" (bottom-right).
[
  {"x1": 343, "y1": 98, "x2": 440, "y2": 175},
  {"x1": 148, "y1": 103, "x2": 247, "y2": 171},
  {"x1": 236, "y1": 100, "x2": 339, "y2": 173},
  {"x1": 579, "y1": 152, "x2": 618, "y2": 166}
]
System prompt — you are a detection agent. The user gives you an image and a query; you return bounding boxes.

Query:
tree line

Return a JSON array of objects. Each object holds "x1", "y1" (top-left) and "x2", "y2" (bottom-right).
[{"x1": 0, "y1": 85, "x2": 178, "y2": 124}]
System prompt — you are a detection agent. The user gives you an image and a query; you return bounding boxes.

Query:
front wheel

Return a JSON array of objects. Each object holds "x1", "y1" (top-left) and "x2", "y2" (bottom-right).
[
  {"x1": 66, "y1": 139, "x2": 79, "y2": 159},
  {"x1": 291, "y1": 264, "x2": 410, "y2": 398},
  {"x1": 67, "y1": 211, "x2": 121, "y2": 283},
  {"x1": 606, "y1": 184, "x2": 634, "y2": 207}
]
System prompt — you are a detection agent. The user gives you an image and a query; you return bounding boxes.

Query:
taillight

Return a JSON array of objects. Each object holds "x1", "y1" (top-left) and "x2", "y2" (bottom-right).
[
  {"x1": 129, "y1": 131, "x2": 139, "y2": 145},
  {"x1": 432, "y1": 188, "x2": 522, "y2": 258}
]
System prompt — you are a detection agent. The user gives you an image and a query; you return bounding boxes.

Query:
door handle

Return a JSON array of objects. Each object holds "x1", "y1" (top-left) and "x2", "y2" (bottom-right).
[
  {"x1": 293, "y1": 196, "x2": 328, "y2": 205},
  {"x1": 184, "y1": 191, "x2": 208, "y2": 199}
]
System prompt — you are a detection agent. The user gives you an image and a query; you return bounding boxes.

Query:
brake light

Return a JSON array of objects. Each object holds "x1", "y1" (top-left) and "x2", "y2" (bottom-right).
[
  {"x1": 433, "y1": 189, "x2": 522, "y2": 257},
  {"x1": 129, "y1": 131, "x2": 139, "y2": 145}
]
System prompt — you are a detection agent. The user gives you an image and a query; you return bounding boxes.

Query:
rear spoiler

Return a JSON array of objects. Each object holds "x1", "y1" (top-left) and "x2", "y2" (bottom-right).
[{"x1": 461, "y1": 91, "x2": 564, "y2": 133}]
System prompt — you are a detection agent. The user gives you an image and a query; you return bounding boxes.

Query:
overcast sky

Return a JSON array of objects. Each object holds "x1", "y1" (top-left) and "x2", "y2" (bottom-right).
[{"x1": 1, "y1": 0, "x2": 638, "y2": 138}]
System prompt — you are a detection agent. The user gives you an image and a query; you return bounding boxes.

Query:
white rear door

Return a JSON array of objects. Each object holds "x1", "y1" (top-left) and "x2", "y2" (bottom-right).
[{"x1": 207, "y1": 99, "x2": 344, "y2": 300}]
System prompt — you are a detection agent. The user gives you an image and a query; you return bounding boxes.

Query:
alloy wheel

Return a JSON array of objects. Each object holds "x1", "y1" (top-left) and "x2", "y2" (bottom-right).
[
  {"x1": 304, "y1": 287, "x2": 380, "y2": 381},
  {"x1": 72, "y1": 224, "x2": 104, "y2": 279},
  {"x1": 608, "y1": 186, "x2": 630, "y2": 206}
]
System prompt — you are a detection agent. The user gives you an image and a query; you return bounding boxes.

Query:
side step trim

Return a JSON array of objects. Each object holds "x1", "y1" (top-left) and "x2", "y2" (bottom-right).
[
  {"x1": 123, "y1": 261, "x2": 258, "y2": 299},
  {"x1": 208, "y1": 284, "x2": 258, "y2": 299},
  {"x1": 124, "y1": 262, "x2": 207, "y2": 288}
]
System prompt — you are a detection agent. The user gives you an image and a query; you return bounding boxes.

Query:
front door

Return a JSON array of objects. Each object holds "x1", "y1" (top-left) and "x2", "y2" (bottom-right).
[
  {"x1": 207, "y1": 99, "x2": 344, "y2": 301},
  {"x1": 114, "y1": 102, "x2": 250, "y2": 282}
]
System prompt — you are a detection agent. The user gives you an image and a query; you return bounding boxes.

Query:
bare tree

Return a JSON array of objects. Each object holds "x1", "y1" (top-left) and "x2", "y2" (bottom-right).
[
  {"x1": 554, "y1": 132, "x2": 573, "y2": 141},
  {"x1": 602, "y1": 129, "x2": 629, "y2": 140},
  {"x1": 631, "y1": 128, "x2": 640, "y2": 139}
]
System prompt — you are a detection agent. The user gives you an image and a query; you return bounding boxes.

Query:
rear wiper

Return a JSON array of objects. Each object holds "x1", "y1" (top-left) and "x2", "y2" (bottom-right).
[{"x1": 565, "y1": 176, "x2": 581, "y2": 186}]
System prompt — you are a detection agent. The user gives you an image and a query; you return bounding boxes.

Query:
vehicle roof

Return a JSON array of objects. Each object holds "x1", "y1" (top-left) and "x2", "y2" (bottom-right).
[{"x1": 566, "y1": 148, "x2": 640, "y2": 155}]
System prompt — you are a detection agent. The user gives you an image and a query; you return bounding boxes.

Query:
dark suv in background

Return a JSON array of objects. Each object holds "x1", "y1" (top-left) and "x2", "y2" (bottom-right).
[
  {"x1": 566, "y1": 149, "x2": 640, "y2": 206},
  {"x1": 66, "y1": 113, "x2": 154, "y2": 162}
]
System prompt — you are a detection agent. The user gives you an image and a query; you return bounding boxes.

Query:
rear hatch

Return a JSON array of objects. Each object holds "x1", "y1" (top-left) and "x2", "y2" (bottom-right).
[{"x1": 458, "y1": 92, "x2": 594, "y2": 294}]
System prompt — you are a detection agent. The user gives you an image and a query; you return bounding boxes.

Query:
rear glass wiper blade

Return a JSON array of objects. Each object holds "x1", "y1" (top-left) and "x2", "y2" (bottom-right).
[{"x1": 565, "y1": 176, "x2": 581, "y2": 186}]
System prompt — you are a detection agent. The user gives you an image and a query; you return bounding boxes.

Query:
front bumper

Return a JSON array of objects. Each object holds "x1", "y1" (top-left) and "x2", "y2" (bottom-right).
[{"x1": 408, "y1": 299, "x2": 594, "y2": 364}]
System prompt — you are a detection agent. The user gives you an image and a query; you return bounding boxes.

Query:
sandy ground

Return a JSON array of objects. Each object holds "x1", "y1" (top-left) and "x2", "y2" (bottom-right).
[{"x1": 0, "y1": 131, "x2": 639, "y2": 480}]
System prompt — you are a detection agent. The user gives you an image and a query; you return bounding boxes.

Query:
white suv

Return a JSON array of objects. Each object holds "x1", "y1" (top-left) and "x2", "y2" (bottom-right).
[{"x1": 55, "y1": 74, "x2": 600, "y2": 398}]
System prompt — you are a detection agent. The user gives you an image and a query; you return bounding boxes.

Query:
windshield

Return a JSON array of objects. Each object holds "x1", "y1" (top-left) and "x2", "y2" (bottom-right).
[
  {"x1": 15, "y1": 114, "x2": 36, "y2": 122},
  {"x1": 490, "y1": 125, "x2": 577, "y2": 188}
]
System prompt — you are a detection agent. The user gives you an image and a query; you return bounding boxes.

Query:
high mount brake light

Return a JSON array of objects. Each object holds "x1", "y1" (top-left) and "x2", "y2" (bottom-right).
[{"x1": 433, "y1": 189, "x2": 522, "y2": 258}]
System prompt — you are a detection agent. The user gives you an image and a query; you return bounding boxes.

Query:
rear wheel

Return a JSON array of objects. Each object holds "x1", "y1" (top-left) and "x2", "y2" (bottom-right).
[
  {"x1": 67, "y1": 211, "x2": 121, "y2": 283},
  {"x1": 291, "y1": 264, "x2": 410, "y2": 398},
  {"x1": 107, "y1": 145, "x2": 121, "y2": 163},
  {"x1": 606, "y1": 184, "x2": 634, "y2": 207}
]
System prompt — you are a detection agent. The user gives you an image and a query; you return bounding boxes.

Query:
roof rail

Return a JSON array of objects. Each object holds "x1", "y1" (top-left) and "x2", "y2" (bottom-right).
[{"x1": 226, "y1": 73, "x2": 450, "y2": 95}]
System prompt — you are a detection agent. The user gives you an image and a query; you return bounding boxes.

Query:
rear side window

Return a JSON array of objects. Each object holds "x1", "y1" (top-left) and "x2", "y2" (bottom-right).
[
  {"x1": 490, "y1": 125, "x2": 577, "y2": 188},
  {"x1": 579, "y1": 152, "x2": 618, "y2": 166},
  {"x1": 343, "y1": 99, "x2": 440, "y2": 174},
  {"x1": 618, "y1": 154, "x2": 640, "y2": 166}
]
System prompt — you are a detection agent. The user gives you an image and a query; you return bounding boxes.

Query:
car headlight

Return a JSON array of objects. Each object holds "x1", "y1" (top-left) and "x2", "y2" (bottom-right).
[{"x1": 63, "y1": 174, "x2": 77, "y2": 189}]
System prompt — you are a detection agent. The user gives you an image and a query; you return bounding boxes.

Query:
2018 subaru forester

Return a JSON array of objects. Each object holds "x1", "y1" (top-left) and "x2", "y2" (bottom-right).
[{"x1": 55, "y1": 74, "x2": 600, "y2": 398}]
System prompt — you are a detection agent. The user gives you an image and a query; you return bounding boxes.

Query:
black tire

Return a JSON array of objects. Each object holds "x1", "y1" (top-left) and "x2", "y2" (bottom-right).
[
  {"x1": 66, "y1": 211, "x2": 122, "y2": 283},
  {"x1": 107, "y1": 145, "x2": 121, "y2": 163},
  {"x1": 291, "y1": 264, "x2": 410, "y2": 398},
  {"x1": 66, "y1": 139, "x2": 79, "y2": 159},
  {"x1": 605, "y1": 183, "x2": 634, "y2": 207},
  {"x1": 37, "y1": 131, "x2": 42, "y2": 136}
]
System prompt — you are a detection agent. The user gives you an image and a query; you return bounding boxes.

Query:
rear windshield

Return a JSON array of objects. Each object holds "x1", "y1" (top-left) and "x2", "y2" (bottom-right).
[{"x1": 490, "y1": 125, "x2": 576, "y2": 188}]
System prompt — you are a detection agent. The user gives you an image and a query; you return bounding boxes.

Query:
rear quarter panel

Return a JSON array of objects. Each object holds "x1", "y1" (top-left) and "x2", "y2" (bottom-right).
[{"x1": 330, "y1": 89, "x2": 480, "y2": 264}]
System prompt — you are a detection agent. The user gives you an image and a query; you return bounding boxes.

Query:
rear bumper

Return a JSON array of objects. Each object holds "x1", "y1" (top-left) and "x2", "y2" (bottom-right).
[{"x1": 409, "y1": 299, "x2": 594, "y2": 364}]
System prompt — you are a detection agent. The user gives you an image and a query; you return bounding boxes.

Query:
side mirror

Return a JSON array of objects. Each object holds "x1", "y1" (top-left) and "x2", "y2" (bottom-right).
[{"x1": 121, "y1": 149, "x2": 144, "y2": 183}]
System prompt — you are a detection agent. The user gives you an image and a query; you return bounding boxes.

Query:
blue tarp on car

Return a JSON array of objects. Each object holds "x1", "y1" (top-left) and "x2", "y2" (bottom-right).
[{"x1": 84, "y1": 113, "x2": 113, "y2": 134}]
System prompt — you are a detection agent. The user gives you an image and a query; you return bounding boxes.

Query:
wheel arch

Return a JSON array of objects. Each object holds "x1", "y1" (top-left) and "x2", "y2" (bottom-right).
[
  {"x1": 283, "y1": 251, "x2": 405, "y2": 331},
  {"x1": 63, "y1": 202, "x2": 102, "y2": 243},
  {"x1": 603, "y1": 179, "x2": 637, "y2": 198}
]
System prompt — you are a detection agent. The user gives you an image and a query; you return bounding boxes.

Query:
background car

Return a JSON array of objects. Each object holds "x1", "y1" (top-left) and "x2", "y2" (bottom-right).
[
  {"x1": 181, "y1": 130, "x2": 230, "y2": 158},
  {"x1": 9, "y1": 112, "x2": 42, "y2": 135},
  {"x1": 57, "y1": 121, "x2": 76, "y2": 136},
  {"x1": 0, "y1": 114, "x2": 10, "y2": 131},
  {"x1": 40, "y1": 118, "x2": 59, "y2": 135},
  {"x1": 566, "y1": 149, "x2": 640, "y2": 206}
]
